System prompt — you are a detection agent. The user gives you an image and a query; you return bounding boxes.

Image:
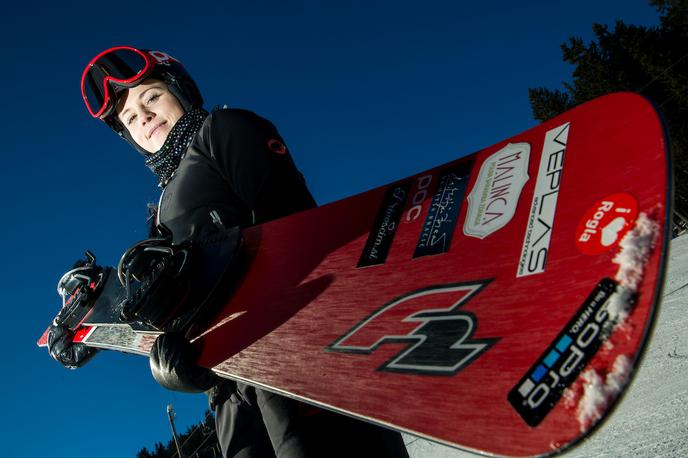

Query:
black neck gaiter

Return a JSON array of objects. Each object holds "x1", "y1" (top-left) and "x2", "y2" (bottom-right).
[{"x1": 144, "y1": 108, "x2": 209, "y2": 187}]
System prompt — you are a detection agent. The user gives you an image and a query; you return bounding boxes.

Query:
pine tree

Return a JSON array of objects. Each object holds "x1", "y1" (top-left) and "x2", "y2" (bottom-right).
[
  {"x1": 528, "y1": 0, "x2": 688, "y2": 227},
  {"x1": 137, "y1": 410, "x2": 220, "y2": 457},
  {"x1": 136, "y1": 447, "x2": 155, "y2": 458}
]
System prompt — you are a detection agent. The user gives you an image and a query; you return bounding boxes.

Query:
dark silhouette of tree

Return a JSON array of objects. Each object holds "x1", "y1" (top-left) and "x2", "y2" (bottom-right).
[
  {"x1": 528, "y1": 0, "x2": 688, "y2": 232},
  {"x1": 137, "y1": 410, "x2": 221, "y2": 458}
]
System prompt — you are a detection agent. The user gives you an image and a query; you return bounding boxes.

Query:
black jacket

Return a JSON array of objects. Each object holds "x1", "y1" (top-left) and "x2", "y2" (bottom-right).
[
  {"x1": 155, "y1": 108, "x2": 407, "y2": 457},
  {"x1": 156, "y1": 108, "x2": 316, "y2": 242}
]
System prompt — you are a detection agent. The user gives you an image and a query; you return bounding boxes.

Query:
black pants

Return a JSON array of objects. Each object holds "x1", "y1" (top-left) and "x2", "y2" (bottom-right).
[{"x1": 214, "y1": 382, "x2": 409, "y2": 458}]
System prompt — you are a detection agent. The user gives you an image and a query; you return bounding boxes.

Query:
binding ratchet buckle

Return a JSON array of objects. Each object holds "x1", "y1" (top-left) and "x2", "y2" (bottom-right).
[{"x1": 55, "y1": 251, "x2": 107, "y2": 330}]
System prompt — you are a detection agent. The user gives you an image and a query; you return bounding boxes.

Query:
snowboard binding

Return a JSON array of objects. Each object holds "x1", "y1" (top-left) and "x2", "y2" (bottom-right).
[
  {"x1": 55, "y1": 251, "x2": 109, "y2": 330},
  {"x1": 118, "y1": 224, "x2": 195, "y2": 330}
]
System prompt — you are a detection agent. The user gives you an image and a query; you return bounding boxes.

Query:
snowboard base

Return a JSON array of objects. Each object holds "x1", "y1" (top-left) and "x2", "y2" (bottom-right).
[{"x1": 39, "y1": 93, "x2": 671, "y2": 457}]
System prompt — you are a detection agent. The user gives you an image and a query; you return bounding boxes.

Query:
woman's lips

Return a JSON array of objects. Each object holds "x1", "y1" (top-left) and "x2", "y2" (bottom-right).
[{"x1": 148, "y1": 121, "x2": 167, "y2": 139}]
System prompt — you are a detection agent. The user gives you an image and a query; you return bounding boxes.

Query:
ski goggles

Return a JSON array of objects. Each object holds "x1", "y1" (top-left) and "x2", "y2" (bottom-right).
[{"x1": 81, "y1": 46, "x2": 179, "y2": 119}]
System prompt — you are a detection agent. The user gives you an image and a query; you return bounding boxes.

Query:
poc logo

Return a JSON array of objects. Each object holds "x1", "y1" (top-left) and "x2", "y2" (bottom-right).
[
  {"x1": 148, "y1": 50, "x2": 179, "y2": 64},
  {"x1": 328, "y1": 280, "x2": 498, "y2": 375},
  {"x1": 405, "y1": 174, "x2": 433, "y2": 222}
]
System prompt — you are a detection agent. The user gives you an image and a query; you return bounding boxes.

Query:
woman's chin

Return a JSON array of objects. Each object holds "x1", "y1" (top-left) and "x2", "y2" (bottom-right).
[{"x1": 150, "y1": 132, "x2": 170, "y2": 151}]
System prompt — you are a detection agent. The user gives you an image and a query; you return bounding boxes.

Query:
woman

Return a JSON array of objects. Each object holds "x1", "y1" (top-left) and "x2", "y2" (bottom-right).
[{"x1": 56, "y1": 46, "x2": 410, "y2": 457}]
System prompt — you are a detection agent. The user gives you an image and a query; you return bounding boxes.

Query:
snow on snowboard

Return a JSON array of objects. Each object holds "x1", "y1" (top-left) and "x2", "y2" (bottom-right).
[{"x1": 39, "y1": 92, "x2": 671, "y2": 457}]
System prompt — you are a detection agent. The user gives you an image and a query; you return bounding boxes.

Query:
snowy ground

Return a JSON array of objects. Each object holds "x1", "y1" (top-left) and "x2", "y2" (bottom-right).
[{"x1": 404, "y1": 233, "x2": 688, "y2": 458}]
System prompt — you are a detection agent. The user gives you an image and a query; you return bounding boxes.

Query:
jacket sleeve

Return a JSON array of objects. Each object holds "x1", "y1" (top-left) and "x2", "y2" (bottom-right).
[{"x1": 200, "y1": 109, "x2": 316, "y2": 225}]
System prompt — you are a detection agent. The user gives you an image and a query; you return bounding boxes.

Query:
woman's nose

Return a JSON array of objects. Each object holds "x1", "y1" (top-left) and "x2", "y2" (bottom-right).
[{"x1": 139, "y1": 109, "x2": 154, "y2": 126}]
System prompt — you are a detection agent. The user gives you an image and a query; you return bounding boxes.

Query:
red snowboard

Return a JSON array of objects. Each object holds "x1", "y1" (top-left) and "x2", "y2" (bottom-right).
[{"x1": 40, "y1": 92, "x2": 671, "y2": 457}]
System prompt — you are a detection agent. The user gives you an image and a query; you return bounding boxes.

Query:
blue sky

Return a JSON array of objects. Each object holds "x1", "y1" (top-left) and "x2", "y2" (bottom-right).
[{"x1": 1, "y1": 1, "x2": 660, "y2": 456}]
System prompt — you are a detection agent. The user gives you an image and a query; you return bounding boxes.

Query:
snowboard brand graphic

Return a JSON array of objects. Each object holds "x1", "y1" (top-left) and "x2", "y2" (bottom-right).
[
  {"x1": 517, "y1": 123, "x2": 570, "y2": 277},
  {"x1": 328, "y1": 280, "x2": 498, "y2": 375},
  {"x1": 575, "y1": 193, "x2": 639, "y2": 255},
  {"x1": 403, "y1": 174, "x2": 434, "y2": 223},
  {"x1": 464, "y1": 143, "x2": 530, "y2": 239},
  {"x1": 413, "y1": 162, "x2": 473, "y2": 258},
  {"x1": 358, "y1": 182, "x2": 411, "y2": 267},
  {"x1": 508, "y1": 278, "x2": 618, "y2": 426}
]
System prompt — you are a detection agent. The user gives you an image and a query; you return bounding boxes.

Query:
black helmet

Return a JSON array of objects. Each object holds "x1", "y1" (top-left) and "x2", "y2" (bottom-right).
[{"x1": 81, "y1": 46, "x2": 203, "y2": 153}]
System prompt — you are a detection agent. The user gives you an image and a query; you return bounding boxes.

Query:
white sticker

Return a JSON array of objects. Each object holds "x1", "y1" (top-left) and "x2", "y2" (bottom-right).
[
  {"x1": 517, "y1": 123, "x2": 570, "y2": 277},
  {"x1": 464, "y1": 143, "x2": 530, "y2": 239}
]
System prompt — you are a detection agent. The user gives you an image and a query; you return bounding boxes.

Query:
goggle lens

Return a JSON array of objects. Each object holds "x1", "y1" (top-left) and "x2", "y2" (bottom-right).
[{"x1": 81, "y1": 47, "x2": 151, "y2": 118}]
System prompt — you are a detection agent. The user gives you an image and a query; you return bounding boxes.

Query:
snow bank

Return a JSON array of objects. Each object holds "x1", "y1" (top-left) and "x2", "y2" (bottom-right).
[
  {"x1": 575, "y1": 354, "x2": 632, "y2": 431},
  {"x1": 573, "y1": 213, "x2": 659, "y2": 430}
]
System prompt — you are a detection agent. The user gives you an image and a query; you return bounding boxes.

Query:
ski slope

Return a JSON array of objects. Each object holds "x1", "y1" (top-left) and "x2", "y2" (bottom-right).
[{"x1": 404, "y1": 233, "x2": 688, "y2": 457}]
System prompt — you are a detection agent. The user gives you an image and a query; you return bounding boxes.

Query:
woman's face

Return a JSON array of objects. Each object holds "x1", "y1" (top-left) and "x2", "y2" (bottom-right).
[{"x1": 116, "y1": 79, "x2": 185, "y2": 153}]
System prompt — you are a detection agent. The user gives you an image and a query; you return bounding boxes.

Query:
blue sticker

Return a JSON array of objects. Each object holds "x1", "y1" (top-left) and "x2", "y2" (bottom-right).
[
  {"x1": 532, "y1": 364, "x2": 548, "y2": 382},
  {"x1": 556, "y1": 335, "x2": 572, "y2": 353},
  {"x1": 543, "y1": 350, "x2": 561, "y2": 368}
]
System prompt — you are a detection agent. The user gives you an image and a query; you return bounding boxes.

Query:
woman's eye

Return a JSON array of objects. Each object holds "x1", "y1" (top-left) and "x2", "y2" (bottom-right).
[
  {"x1": 146, "y1": 94, "x2": 160, "y2": 104},
  {"x1": 127, "y1": 114, "x2": 136, "y2": 125}
]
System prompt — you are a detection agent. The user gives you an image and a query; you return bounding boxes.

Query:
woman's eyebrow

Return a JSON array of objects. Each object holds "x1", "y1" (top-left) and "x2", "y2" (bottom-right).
[{"x1": 120, "y1": 87, "x2": 160, "y2": 118}]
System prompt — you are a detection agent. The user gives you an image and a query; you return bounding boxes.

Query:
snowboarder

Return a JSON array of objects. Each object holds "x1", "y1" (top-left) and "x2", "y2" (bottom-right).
[{"x1": 48, "y1": 46, "x2": 409, "y2": 457}]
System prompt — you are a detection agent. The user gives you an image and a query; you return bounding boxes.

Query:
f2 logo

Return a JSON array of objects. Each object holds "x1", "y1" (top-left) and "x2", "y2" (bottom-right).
[{"x1": 328, "y1": 280, "x2": 498, "y2": 375}]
